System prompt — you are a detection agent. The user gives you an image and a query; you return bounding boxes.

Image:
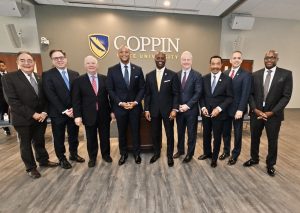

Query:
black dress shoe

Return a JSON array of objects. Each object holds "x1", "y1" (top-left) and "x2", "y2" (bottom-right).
[
  {"x1": 227, "y1": 157, "x2": 237, "y2": 165},
  {"x1": 267, "y1": 167, "x2": 276, "y2": 177},
  {"x1": 211, "y1": 160, "x2": 217, "y2": 168},
  {"x1": 103, "y1": 156, "x2": 113, "y2": 163},
  {"x1": 134, "y1": 155, "x2": 142, "y2": 164},
  {"x1": 59, "y1": 158, "x2": 72, "y2": 169},
  {"x1": 150, "y1": 155, "x2": 160, "y2": 164},
  {"x1": 173, "y1": 151, "x2": 184, "y2": 159},
  {"x1": 27, "y1": 168, "x2": 41, "y2": 179},
  {"x1": 168, "y1": 157, "x2": 174, "y2": 167},
  {"x1": 243, "y1": 159, "x2": 259, "y2": 167},
  {"x1": 198, "y1": 154, "x2": 212, "y2": 160},
  {"x1": 219, "y1": 153, "x2": 230, "y2": 160},
  {"x1": 118, "y1": 153, "x2": 128, "y2": 166},
  {"x1": 88, "y1": 160, "x2": 96, "y2": 168},
  {"x1": 39, "y1": 160, "x2": 59, "y2": 167},
  {"x1": 69, "y1": 154, "x2": 85, "y2": 163},
  {"x1": 183, "y1": 154, "x2": 193, "y2": 163}
]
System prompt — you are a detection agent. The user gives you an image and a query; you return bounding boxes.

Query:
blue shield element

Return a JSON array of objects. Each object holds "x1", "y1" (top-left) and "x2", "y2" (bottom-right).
[{"x1": 88, "y1": 34, "x2": 109, "y2": 59}]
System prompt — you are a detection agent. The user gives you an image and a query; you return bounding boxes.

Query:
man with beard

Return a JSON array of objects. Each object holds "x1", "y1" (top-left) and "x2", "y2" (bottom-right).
[{"x1": 243, "y1": 50, "x2": 293, "y2": 176}]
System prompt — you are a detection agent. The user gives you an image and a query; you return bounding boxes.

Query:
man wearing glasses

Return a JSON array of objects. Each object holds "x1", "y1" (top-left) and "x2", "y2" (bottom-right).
[
  {"x1": 243, "y1": 50, "x2": 293, "y2": 176},
  {"x1": 43, "y1": 50, "x2": 85, "y2": 169}
]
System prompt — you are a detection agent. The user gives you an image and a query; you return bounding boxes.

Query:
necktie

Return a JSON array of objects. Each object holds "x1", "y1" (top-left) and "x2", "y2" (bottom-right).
[
  {"x1": 62, "y1": 70, "x2": 70, "y2": 90},
  {"x1": 181, "y1": 71, "x2": 187, "y2": 89},
  {"x1": 28, "y1": 74, "x2": 38, "y2": 95},
  {"x1": 230, "y1": 69, "x2": 235, "y2": 79},
  {"x1": 156, "y1": 70, "x2": 162, "y2": 91},
  {"x1": 264, "y1": 70, "x2": 272, "y2": 101},
  {"x1": 91, "y1": 75, "x2": 98, "y2": 110},
  {"x1": 211, "y1": 75, "x2": 217, "y2": 94},
  {"x1": 124, "y1": 65, "x2": 130, "y2": 88}
]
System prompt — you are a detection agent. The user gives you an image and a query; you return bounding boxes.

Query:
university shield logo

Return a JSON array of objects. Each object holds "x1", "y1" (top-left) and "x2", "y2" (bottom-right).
[{"x1": 88, "y1": 34, "x2": 109, "y2": 59}]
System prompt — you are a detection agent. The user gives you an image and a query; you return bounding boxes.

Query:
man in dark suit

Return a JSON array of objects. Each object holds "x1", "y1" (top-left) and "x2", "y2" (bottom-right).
[
  {"x1": 243, "y1": 50, "x2": 293, "y2": 176},
  {"x1": 219, "y1": 51, "x2": 251, "y2": 165},
  {"x1": 2, "y1": 51, "x2": 58, "y2": 179},
  {"x1": 72, "y1": 56, "x2": 112, "y2": 168},
  {"x1": 198, "y1": 55, "x2": 233, "y2": 168},
  {"x1": 106, "y1": 45, "x2": 145, "y2": 165},
  {"x1": 173, "y1": 51, "x2": 202, "y2": 163},
  {"x1": 43, "y1": 49, "x2": 85, "y2": 169},
  {"x1": 144, "y1": 51, "x2": 180, "y2": 167},
  {"x1": 0, "y1": 60, "x2": 11, "y2": 135}
]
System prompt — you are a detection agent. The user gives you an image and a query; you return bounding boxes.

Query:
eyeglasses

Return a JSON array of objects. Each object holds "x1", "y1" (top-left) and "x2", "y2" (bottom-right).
[
  {"x1": 18, "y1": 59, "x2": 34, "y2": 64},
  {"x1": 264, "y1": 56, "x2": 277, "y2": 61},
  {"x1": 52, "y1": 56, "x2": 65, "y2": 61}
]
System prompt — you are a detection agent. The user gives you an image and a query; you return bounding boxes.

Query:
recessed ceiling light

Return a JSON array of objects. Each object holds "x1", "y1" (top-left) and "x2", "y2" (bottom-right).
[{"x1": 164, "y1": 1, "x2": 171, "y2": 7}]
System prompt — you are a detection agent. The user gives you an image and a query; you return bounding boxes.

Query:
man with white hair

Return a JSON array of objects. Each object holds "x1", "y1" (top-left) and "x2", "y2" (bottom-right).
[
  {"x1": 72, "y1": 56, "x2": 113, "y2": 168},
  {"x1": 173, "y1": 51, "x2": 202, "y2": 163}
]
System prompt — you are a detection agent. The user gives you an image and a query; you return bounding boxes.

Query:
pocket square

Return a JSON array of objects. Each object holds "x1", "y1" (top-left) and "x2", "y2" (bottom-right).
[
  {"x1": 164, "y1": 80, "x2": 171, "y2": 82},
  {"x1": 135, "y1": 76, "x2": 139, "y2": 78}
]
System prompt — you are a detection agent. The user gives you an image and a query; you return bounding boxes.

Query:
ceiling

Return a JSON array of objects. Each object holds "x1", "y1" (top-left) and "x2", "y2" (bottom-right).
[{"x1": 32, "y1": 0, "x2": 300, "y2": 21}]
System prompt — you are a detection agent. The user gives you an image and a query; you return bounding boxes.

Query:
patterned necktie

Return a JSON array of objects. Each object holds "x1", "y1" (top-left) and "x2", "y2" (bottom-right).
[
  {"x1": 211, "y1": 75, "x2": 217, "y2": 94},
  {"x1": 230, "y1": 69, "x2": 235, "y2": 79},
  {"x1": 91, "y1": 75, "x2": 98, "y2": 110},
  {"x1": 28, "y1": 74, "x2": 38, "y2": 95},
  {"x1": 61, "y1": 70, "x2": 70, "y2": 90},
  {"x1": 181, "y1": 71, "x2": 187, "y2": 89},
  {"x1": 264, "y1": 70, "x2": 272, "y2": 101},
  {"x1": 124, "y1": 65, "x2": 130, "y2": 88}
]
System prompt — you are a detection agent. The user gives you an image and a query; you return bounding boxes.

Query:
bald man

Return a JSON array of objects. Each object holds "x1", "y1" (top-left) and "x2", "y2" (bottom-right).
[
  {"x1": 106, "y1": 45, "x2": 145, "y2": 165},
  {"x1": 244, "y1": 50, "x2": 293, "y2": 176},
  {"x1": 72, "y1": 56, "x2": 113, "y2": 167},
  {"x1": 173, "y1": 51, "x2": 202, "y2": 163}
]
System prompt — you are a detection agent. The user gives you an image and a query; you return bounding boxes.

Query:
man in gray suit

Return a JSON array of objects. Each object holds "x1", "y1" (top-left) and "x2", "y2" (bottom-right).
[{"x1": 243, "y1": 50, "x2": 293, "y2": 176}]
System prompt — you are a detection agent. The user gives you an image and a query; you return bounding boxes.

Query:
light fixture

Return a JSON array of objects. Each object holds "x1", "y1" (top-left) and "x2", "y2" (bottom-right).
[{"x1": 164, "y1": 0, "x2": 171, "y2": 7}]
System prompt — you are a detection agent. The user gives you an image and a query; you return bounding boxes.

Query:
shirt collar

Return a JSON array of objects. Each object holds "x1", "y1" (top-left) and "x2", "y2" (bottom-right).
[
  {"x1": 121, "y1": 62, "x2": 130, "y2": 70},
  {"x1": 156, "y1": 67, "x2": 165, "y2": 73},
  {"x1": 88, "y1": 73, "x2": 98, "y2": 78},
  {"x1": 264, "y1": 66, "x2": 277, "y2": 72},
  {"x1": 211, "y1": 71, "x2": 221, "y2": 77}
]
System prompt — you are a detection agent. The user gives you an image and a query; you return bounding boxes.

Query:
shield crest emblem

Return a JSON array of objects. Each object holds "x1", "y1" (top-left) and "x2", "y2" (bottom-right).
[{"x1": 88, "y1": 34, "x2": 109, "y2": 59}]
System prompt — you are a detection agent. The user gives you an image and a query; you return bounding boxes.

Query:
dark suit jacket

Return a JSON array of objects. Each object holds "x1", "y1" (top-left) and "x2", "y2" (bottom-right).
[
  {"x1": 200, "y1": 72, "x2": 233, "y2": 120},
  {"x1": 144, "y1": 68, "x2": 180, "y2": 117},
  {"x1": 42, "y1": 67, "x2": 79, "y2": 118},
  {"x1": 249, "y1": 67, "x2": 293, "y2": 121},
  {"x1": 1, "y1": 70, "x2": 47, "y2": 126},
  {"x1": 106, "y1": 63, "x2": 145, "y2": 116},
  {"x1": 72, "y1": 73, "x2": 111, "y2": 126},
  {"x1": 0, "y1": 72, "x2": 9, "y2": 114},
  {"x1": 224, "y1": 68, "x2": 251, "y2": 117},
  {"x1": 177, "y1": 69, "x2": 202, "y2": 116}
]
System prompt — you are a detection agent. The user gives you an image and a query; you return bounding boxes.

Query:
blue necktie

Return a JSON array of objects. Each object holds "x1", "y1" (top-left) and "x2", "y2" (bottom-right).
[
  {"x1": 62, "y1": 70, "x2": 70, "y2": 90},
  {"x1": 124, "y1": 65, "x2": 130, "y2": 88},
  {"x1": 211, "y1": 75, "x2": 217, "y2": 94}
]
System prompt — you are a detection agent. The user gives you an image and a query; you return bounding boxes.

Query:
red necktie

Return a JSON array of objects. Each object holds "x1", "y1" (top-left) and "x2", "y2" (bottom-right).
[
  {"x1": 230, "y1": 69, "x2": 235, "y2": 79},
  {"x1": 91, "y1": 75, "x2": 98, "y2": 110}
]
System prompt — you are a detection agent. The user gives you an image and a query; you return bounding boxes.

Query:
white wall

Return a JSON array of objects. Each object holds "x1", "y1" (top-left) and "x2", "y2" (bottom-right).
[
  {"x1": 220, "y1": 15, "x2": 300, "y2": 108},
  {"x1": 0, "y1": 1, "x2": 40, "y2": 53}
]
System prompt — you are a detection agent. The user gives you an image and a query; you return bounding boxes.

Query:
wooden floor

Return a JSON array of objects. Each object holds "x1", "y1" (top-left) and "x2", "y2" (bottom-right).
[{"x1": 0, "y1": 109, "x2": 300, "y2": 213}]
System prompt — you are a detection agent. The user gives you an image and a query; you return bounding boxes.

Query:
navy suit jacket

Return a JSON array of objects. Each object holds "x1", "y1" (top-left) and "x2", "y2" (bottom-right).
[
  {"x1": 72, "y1": 73, "x2": 111, "y2": 126},
  {"x1": 200, "y1": 72, "x2": 233, "y2": 120},
  {"x1": 224, "y1": 68, "x2": 251, "y2": 117},
  {"x1": 106, "y1": 63, "x2": 145, "y2": 116},
  {"x1": 2, "y1": 70, "x2": 47, "y2": 126},
  {"x1": 144, "y1": 68, "x2": 180, "y2": 117},
  {"x1": 177, "y1": 69, "x2": 202, "y2": 116},
  {"x1": 249, "y1": 67, "x2": 293, "y2": 121},
  {"x1": 42, "y1": 67, "x2": 79, "y2": 118}
]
